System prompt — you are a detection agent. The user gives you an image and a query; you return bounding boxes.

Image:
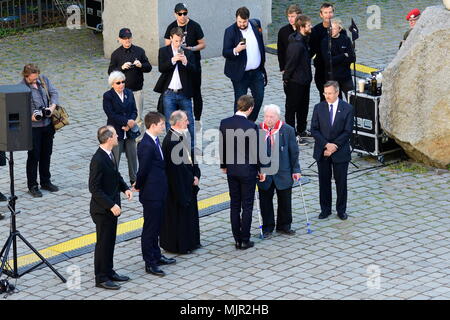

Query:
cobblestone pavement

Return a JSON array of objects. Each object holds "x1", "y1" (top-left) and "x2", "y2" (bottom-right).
[{"x1": 0, "y1": 27, "x2": 449, "y2": 300}]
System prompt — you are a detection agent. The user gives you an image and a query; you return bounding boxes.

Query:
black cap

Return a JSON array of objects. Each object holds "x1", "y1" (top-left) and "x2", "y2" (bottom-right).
[
  {"x1": 174, "y1": 3, "x2": 188, "y2": 12},
  {"x1": 119, "y1": 28, "x2": 132, "y2": 39}
]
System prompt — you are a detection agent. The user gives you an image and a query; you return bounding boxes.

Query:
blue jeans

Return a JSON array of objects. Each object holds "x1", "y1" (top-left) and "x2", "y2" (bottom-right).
[
  {"x1": 163, "y1": 90, "x2": 195, "y2": 148},
  {"x1": 231, "y1": 69, "x2": 265, "y2": 122}
]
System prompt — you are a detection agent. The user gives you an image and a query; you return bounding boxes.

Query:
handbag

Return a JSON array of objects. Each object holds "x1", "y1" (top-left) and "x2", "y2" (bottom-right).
[
  {"x1": 127, "y1": 123, "x2": 141, "y2": 140},
  {"x1": 40, "y1": 76, "x2": 69, "y2": 131}
]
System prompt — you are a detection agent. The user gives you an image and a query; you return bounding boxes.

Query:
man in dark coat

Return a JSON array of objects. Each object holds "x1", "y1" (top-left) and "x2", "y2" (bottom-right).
[
  {"x1": 89, "y1": 126, "x2": 132, "y2": 290},
  {"x1": 160, "y1": 110, "x2": 201, "y2": 254},
  {"x1": 311, "y1": 81, "x2": 353, "y2": 221}
]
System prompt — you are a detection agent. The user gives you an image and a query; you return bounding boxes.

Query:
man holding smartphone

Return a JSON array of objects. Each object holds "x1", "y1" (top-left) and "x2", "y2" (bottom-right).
[
  {"x1": 108, "y1": 28, "x2": 152, "y2": 141},
  {"x1": 154, "y1": 27, "x2": 197, "y2": 149}
]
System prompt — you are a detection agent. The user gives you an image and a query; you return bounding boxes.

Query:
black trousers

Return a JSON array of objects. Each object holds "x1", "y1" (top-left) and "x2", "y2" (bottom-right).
[
  {"x1": 285, "y1": 81, "x2": 311, "y2": 135},
  {"x1": 141, "y1": 200, "x2": 164, "y2": 267},
  {"x1": 314, "y1": 66, "x2": 326, "y2": 102},
  {"x1": 192, "y1": 68, "x2": 203, "y2": 121},
  {"x1": 227, "y1": 175, "x2": 256, "y2": 243},
  {"x1": 337, "y1": 78, "x2": 354, "y2": 101},
  {"x1": 26, "y1": 124, "x2": 55, "y2": 189},
  {"x1": 317, "y1": 157, "x2": 349, "y2": 215},
  {"x1": 258, "y1": 182, "x2": 292, "y2": 233},
  {"x1": 91, "y1": 212, "x2": 118, "y2": 284}
]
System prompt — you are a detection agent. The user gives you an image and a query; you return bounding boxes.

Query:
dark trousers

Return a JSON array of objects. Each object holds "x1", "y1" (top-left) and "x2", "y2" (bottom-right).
[
  {"x1": 314, "y1": 66, "x2": 326, "y2": 102},
  {"x1": 227, "y1": 175, "x2": 256, "y2": 243},
  {"x1": 317, "y1": 157, "x2": 349, "y2": 215},
  {"x1": 27, "y1": 124, "x2": 55, "y2": 189},
  {"x1": 258, "y1": 182, "x2": 292, "y2": 233},
  {"x1": 232, "y1": 69, "x2": 265, "y2": 122},
  {"x1": 285, "y1": 81, "x2": 311, "y2": 135},
  {"x1": 192, "y1": 69, "x2": 203, "y2": 121},
  {"x1": 91, "y1": 212, "x2": 118, "y2": 284},
  {"x1": 141, "y1": 200, "x2": 164, "y2": 267}
]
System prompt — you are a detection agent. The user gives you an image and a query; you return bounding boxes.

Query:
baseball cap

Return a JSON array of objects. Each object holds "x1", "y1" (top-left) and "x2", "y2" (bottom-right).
[
  {"x1": 406, "y1": 8, "x2": 420, "y2": 21},
  {"x1": 119, "y1": 28, "x2": 132, "y2": 39},
  {"x1": 174, "y1": 3, "x2": 188, "y2": 12}
]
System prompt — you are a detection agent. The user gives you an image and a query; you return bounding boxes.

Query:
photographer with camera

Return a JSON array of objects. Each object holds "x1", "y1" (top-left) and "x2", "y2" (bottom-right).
[{"x1": 21, "y1": 64, "x2": 59, "y2": 198}]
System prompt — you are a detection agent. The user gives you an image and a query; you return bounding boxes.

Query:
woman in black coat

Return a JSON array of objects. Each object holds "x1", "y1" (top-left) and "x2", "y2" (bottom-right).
[
  {"x1": 103, "y1": 71, "x2": 138, "y2": 184},
  {"x1": 321, "y1": 18, "x2": 356, "y2": 100}
]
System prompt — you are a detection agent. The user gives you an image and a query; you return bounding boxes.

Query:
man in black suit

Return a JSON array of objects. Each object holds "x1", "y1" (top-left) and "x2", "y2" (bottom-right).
[
  {"x1": 89, "y1": 126, "x2": 133, "y2": 290},
  {"x1": 223, "y1": 7, "x2": 267, "y2": 121},
  {"x1": 220, "y1": 95, "x2": 264, "y2": 250},
  {"x1": 154, "y1": 27, "x2": 197, "y2": 149},
  {"x1": 311, "y1": 81, "x2": 353, "y2": 220},
  {"x1": 134, "y1": 112, "x2": 176, "y2": 277}
]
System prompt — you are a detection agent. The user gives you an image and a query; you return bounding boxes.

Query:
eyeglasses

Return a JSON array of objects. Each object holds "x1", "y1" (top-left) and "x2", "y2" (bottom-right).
[
  {"x1": 115, "y1": 81, "x2": 125, "y2": 85},
  {"x1": 177, "y1": 11, "x2": 188, "y2": 16}
]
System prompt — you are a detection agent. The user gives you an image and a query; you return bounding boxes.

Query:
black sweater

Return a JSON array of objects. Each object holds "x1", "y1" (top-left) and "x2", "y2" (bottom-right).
[
  {"x1": 277, "y1": 24, "x2": 296, "y2": 72},
  {"x1": 282, "y1": 33, "x2": 312, "y2": 86},
  {"x1": 108, "y1": 45, "x2": 152, "y2": 91},
  {"x1": 320, "y1": 33, "x2": 355, "y2": 82}
]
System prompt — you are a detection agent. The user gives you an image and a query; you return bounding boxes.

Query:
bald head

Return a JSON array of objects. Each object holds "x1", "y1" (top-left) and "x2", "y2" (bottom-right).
[{"x1": 170, "y1": 110, "x2": 188, "y2": 130}]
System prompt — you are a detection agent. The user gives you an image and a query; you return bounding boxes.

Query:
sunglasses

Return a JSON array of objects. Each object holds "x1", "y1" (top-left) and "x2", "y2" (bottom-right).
[
  {"x1": 177, "y1": 11, "x2": 188, "y2": 16},
  {"x1": 115, "y1": 81, "x2": 125, "y2": 85}
]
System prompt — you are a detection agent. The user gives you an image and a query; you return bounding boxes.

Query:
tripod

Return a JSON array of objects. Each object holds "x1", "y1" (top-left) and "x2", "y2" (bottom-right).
[{"x1": 0, "y1": 151, "x2": 66, "y2": 283}]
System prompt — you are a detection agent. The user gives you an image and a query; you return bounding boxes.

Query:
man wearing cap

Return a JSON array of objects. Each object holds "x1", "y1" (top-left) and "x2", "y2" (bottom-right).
[
  {"x1": 108, "y1": 28, "x2": 152, "y2": 140},
  {"x1": 164, "y1": 3, "x2": 206, "y2": 133},
  {"x1": 399, "y1": 9, "x2": 421, "y2": 49}
]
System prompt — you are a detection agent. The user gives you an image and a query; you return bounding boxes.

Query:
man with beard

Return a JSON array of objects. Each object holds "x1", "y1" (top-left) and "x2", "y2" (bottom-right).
[
  {"x1": 283, "y1": 15, "x2": 313, "y2": 146},
  {"x1": 160, "y1": 110, "x2": 201, "y2": 254}
]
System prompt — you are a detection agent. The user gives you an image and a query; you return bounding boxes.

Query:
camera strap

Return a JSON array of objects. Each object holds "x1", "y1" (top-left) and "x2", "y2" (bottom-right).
[{"x1": 39, "y1": 76, "x2": 51, "y2": 108}]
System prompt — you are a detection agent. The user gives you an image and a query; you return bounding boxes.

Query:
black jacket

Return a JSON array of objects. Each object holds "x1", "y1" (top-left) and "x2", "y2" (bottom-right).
[
  {"x1": 108, "y1": 45, "x2": 152, "y2": 91},
  {"x1": 153, "y1": 45, "x2": 197, "y2": 98},
  {"x1": 310, "y1": 22, "x2": 347, "y2": 72},
  {"x1": 277, "y1": 24, "x2": 296, "y2": 72},
  {"x1": 89, "y1": 148, "x2": 129, "y2": 215},
  {"x1": 283, "y1": 33, "x2": 312, "y2": 86},
  {"x1": 321, "y1": 33, "x2": 355, "y2": 82}
]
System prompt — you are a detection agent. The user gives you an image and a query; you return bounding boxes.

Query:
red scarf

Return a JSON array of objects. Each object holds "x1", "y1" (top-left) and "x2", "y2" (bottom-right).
[{"x1": 260, "y1": 120, "x2": 283, "y2": 147}]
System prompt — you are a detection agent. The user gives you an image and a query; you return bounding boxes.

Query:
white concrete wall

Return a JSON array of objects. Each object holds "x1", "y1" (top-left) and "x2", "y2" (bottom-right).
[{"x1": 103, "y1": 0, "x2": 272, "y2": 65}]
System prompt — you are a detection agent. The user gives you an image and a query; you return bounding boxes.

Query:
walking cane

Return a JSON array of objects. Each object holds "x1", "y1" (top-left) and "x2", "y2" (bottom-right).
[
  {"x1": 254, "y1": 187, "x2": 264, "y2": 239},
  {"x1": 297, "y1": 178, "x2": 312, "y2": 234}
]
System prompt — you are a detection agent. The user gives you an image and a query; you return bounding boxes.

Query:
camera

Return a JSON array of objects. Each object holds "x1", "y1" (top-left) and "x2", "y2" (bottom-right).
[
  {"x1": 0, "y1": 278, "x2": 15, "y2": 294},
  {"x1": 33, "y1": 106, "x2": 52, "y2": 121}
]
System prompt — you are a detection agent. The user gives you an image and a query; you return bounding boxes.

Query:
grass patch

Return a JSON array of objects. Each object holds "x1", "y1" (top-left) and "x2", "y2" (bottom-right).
[
  {"x1": 0, "y1": 23, "x2": 64, "y2": 39},
  {"x1": 387, "y1": 161, "x2": 429, "y2": 174}
]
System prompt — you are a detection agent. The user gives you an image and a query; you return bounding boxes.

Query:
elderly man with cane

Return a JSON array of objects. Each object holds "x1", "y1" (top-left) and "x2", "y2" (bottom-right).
[{"x1": 257, "y1": 104, "x2": 301, "y2": 238}]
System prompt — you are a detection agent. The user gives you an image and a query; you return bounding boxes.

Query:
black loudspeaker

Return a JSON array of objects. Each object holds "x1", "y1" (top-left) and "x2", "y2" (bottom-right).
[{"x1": 0, "y1": 84, "x2": 33, "y2": 151}]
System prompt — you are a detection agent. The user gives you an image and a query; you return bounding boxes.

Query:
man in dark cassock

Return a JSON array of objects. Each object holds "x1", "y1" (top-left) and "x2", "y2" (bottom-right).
[{"x1": 160, "y1": 110, "x2": 201, "y2": 254}]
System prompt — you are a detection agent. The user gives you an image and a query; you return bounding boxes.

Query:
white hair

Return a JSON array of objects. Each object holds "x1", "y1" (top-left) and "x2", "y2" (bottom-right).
[
  {"x1": 108, "y1": 71, "x2": 126, "y2": 87},
  {"x1": 263, "y1": 104, "x2": 281, "y2": 117}
]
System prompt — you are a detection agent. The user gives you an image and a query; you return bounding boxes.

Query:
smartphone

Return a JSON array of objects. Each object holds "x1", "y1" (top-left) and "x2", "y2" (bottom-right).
[
  {"x1": 240, "y1": 38, "x2": 246, "y2": 45},
  {"x1": 178, "y1": 48, "x2": 184, "y2": 55}
]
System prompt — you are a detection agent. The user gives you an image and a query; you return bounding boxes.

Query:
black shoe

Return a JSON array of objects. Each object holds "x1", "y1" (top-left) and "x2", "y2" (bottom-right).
[
  {"x1": 41, "y1": 182, "x2": 59, "y2": 192},
  {"x1": 318, "y1": 212, "x2": 331, "y2": 219},
  {"x1": 0, "y1": 192, "x2": 7, "y2": 202},
  {"x1": 96, "y1": 280, "x2": 121, "y2": 290},
  {"x1": 278, "y1": 229, "x2": 296, "y2": 235},
  {"x1": 110, "y1": 273, "x2": 130, "y2": 282},
  {"x1": 145, "y1": 265, "x2": 165, "y2": 277},
  {"x1": 0, "y1": 213, "x2": 4, "y2": 221},
  {"x1": 157, "y1": 255, "x2": 176, "y2": 265},
  {"x1": 263, "y1": 232, "x2": 273, "y2": 239},
  {"x1": 28, "y1": 186, "x2": 42, "y2": 198},
  {"x1": 240, "y1": 241, "x2": 254, "y2": 250},
  {"x1": 296, "y1": 136, "x2": 308, "y2": 146},
  {"x1": 338, "y1": 213, "x2": 348, "y2": 220},
  {"x1": 235, "y1": 242, "x2": 242, "y2": 249}
]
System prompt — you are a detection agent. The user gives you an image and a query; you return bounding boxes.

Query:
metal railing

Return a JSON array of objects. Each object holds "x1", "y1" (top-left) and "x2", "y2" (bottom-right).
[{"x1": 0, "y1": 0, "x2": 80, "y2": 29}]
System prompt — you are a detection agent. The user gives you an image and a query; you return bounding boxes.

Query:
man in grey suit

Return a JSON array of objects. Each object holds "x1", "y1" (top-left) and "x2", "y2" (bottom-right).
[{"x1": 257, "y1": 104, "x2": 301, "y2": 238}]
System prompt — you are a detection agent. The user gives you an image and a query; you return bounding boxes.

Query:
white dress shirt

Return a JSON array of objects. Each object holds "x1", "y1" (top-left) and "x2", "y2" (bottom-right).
[
  {"x1": 234, "y1": 25, "x2": 261, "y2": 71},
  {"x1": 168, "y1": 45, "x2": 184, "y2": 90},
  {"x1": 146, "y1": 131, "x2": 164, "y2": 160},
  {"x1": 328, "y1": 98, "x2": 339, "y2": 125}
]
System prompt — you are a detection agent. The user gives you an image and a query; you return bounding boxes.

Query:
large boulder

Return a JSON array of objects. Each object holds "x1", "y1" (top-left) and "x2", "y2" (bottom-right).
[{"x1": 379, "y1": 5, "x2": 450, "y2": 168}]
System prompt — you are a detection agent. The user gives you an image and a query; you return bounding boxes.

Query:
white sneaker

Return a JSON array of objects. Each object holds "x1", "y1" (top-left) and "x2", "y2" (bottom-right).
[{"x1": 296, "y1": 136, "x2": 308, "y2": 146}]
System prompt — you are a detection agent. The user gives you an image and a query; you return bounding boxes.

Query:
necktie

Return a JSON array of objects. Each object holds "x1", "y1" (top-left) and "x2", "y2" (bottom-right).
[
  {"x1": 155, "y1": 137, "x2": 164, "y2": 160},
  {"x1": 329, "y1": 104, "x2": 334, "y2": 126},
  {"x1": 267, "y1": 128, "x2": 272, "y2": 157},
  {"x1": 109, "y1": 153, "x2": 116, "y2": 167}
]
